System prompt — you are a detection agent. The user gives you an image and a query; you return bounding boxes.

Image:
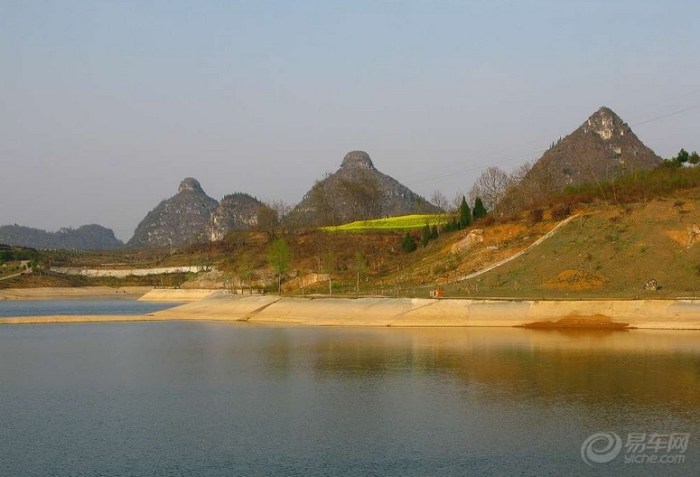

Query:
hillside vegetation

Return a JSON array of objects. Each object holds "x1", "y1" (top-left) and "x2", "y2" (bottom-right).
[
  {"x1": 322, "y1": 214, "x2": 449, "y2": 232},
  {"x1": 7, "y1": 165, "x2": 700, "y2": 299},
  {"x1": 454, "y1": 192, "x2": 700, "y2": 299}
]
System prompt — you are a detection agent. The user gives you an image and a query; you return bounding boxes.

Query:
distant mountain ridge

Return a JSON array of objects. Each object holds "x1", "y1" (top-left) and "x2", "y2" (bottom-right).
[
  {"x1": 127, "y1": 151, "x2": 440, "y2": 247},
  {"x1": 289, "y1": 151, "x2": 441, "y2": 226},
  {"x1": 0, "y1": 224, "x2": 123, "y2": 250},
  {"x1": 525, "y1": 106, "x2": 662, "y2": 192},
  {"x1": 128, "y1": 179, "x2": 265, "y2": 248}
]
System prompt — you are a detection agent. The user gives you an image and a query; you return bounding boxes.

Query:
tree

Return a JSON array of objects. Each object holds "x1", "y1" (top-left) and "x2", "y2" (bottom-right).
[
  {"x1": 338, "y1": 171, "x2": 383, "y2": 222},
  {"x1": 458, "y1": 196, "x2": 472, "y2": 228},
  {"x1": 401, "y1": 233, "x2": 417, "y2": 253},
  {"x1": 352, "y1": 251, "x2": 367, "y2": 295},
  {"x1": 308, "y1": 175, "x2": 340, "y2": 226},
  {"x1": 499, "y1": 160, "x2": 535, "y2": 216},
  {"x1": 269, "y1": 200, "x2": 293, "y2": 234},
  {"x1": 322, "y1": 251, "x2": 335, "y2": 295},
  {"x1": 689, "y1": 151, "x2": 699, "y2": 166},
  {"x1": 421, "y1": 224, "x2": 431, "y2": 247},
  {"x1": 267, "y1": 238, "x2": 292, "y2": 295},
  {"x1": 674, "y1": 148, "x2": 690, "y2": 166},
  {"x1": 430, "y1": 190, "x2": 448, "y2": 211},
  {"x1": 471, "y1": 166, "x2": 509, "y2": 218},
  {"x1": 430, "y1": 224, "x2": 439, "y2": 240},
  {"x1": 473, "y1": 197, "x2": 487, "y2": 220},
  {"x1": 236, "y1": 253, "x2": 255, "y2": 295},
  {"x1": 519, "y1": 160, "x2": 555, "y2": 205},
  {"x1": 256, "y1": 204, "x2": 279, "y2": 241}
]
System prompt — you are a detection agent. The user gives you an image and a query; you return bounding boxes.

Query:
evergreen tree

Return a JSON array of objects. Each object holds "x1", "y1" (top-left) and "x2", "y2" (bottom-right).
[
  {"x1": 690, "y1": 151, "x2": 700, "y2": 166},
  {"x1": 473, "y1": 197, "x2": 487, "y2": 220},
  {"x1": 401, "y1": 233, "x2": 417, "y2": 253},
  {"x1": 421, "y1": 224, "x2": 431, "y2": 247},
  {"x1": 430, "y1": 224, "x2": 439, "y2": 240},
  {"x1": 458, "y1": 196, "x2": 472, "y2": 228}
]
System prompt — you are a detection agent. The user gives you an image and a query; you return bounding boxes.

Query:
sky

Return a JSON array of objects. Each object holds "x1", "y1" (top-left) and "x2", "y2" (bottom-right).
[{"x1": 1, "y1": 0, "x2": 699, "y2": 241}]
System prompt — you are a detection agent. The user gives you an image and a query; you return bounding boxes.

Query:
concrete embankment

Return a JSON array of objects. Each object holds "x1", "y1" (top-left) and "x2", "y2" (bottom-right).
[
  {"x1": 151, "y1": 294, "x2": 700, "y2": 329},
  {"x1": 137, "y1": 288, "x2": 219, "y2": 302},
  {"x1": 3, "y1": 292, "x2": 700, "y2": 329}
]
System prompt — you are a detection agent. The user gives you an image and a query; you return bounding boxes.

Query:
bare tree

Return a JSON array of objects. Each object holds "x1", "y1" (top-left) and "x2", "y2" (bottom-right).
[
  {"x1": 499, "y1": 161, "x2": 534, "y2": 216},
  {"x1": 430, "y1": 190, "x2": 448, "y2": 212},
  {"x1": 255, "y1": 204, "x2": 279, "y2": 241},
  {"x1": 451, "y1": 192, "x2": 464, "y2": 214},
  {"x1": 338, "y1": 171, "x2": 382, "y2": 221},
  {"x1": 471, "y1": 166, "x2": 509, "y2": 218},
  {"x1": 525, "y1": 161, "x2": 557, "y2": 203},
  {"x1": 306, "y1": 173, "x2": 341, "y2": 226},
  {"x1": 269, "y1": 200, "x2": 294, "y2": 235}
]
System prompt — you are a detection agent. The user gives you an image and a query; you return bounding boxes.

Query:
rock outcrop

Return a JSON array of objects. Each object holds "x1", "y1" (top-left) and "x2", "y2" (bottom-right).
[
  {"x1": 450, "y1": 229, "x2": 484, "y2": 254},
  {"x1": 207, "y1": 193, "x2": 263, "y2": 241},
  {"x1": 128, "y1": 178, "x2": 218, "y2": 248},
  {"x1": 289, "y1": 151, "x2": 441, "y2": 226},
  {"x1": 0, "y1": 224, "x2": 123, "y2": 250},
  {"x1": 525, "y1": 107, "x2": 662, "y2": 192}
]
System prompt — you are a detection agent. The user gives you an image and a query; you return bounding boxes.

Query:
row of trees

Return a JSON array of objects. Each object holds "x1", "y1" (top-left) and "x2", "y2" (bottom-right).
[
  {"x1": 265, "y1": 236, "x2": 372, "y2": 295},
  {"x1": 665, "y1": 148, "x2": 700, "y2": 167},
  {"x1": 440, "y1": 195, "x2": 487, "y2": 233},
  {"x1": 463, "y1": 147, "x2": 700, "y2": 222}
]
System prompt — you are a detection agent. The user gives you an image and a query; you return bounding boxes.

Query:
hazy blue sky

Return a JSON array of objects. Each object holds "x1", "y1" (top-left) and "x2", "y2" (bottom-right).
[{"x1": 2, "y1": 0, "x2": 699, "y2": 241}]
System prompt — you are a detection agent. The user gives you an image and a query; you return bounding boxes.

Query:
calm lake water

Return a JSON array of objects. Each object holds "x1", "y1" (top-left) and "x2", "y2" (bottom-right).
[
  {"x1": 0, "y1": 305, "x2": 699, "y2": 476},
  {"x1": 0, "y1": 300, "x2": 179, "y2": 317}
]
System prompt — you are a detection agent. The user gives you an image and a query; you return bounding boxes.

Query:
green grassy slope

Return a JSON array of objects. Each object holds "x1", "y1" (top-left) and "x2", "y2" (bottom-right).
[{"x1": 445, "y1": 195, "x2": 700, "y2": 299}]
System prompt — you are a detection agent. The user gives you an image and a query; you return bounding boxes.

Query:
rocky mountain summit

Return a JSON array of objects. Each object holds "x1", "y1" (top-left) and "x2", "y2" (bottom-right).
[
  {"x1": 207, "y1": 193, "x2": 263, "y2": 241},
  {"x1": 128, "y1": 179, "x2": 265, "y2": 248},
  {"x1": 0, "y1": 224, "x2": 123, "y2": 250},
  {"x1": 128, "y1": 178, "x2": 219, "y2": 248},
  {"x1": 525, "y1": 107, "x2": 662, "y2": 191},
  {"x1": 289, "y1": 151, "x2": 441, "y2": 226}
]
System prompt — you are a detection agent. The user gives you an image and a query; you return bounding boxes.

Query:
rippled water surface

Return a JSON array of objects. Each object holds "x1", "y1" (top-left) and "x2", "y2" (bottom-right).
[{"x1": 0, "y1": 317, "x2": 698, "y2": 476}]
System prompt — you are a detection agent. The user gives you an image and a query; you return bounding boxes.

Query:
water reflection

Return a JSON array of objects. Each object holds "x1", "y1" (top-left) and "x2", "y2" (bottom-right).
[
  {"x1": 258, "y1": 327, "x2": 700, "y2": 411},
  {"x1": 1, "y1": 323, "x2": 698, "y2": 476}
]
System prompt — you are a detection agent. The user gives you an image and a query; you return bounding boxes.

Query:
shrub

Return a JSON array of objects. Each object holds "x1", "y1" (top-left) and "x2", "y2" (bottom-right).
[
  {"x1": 478, "y1": 215, "x2": 496, "y2": 226},
  {"x1": 401, "y1": 233, "x2": 417, "y2": 253},
  {"x1": 529, "y1": 208, "x2": 544, "y2": 223},
  {"x1": 551, "y1": 203, "x2": 571, "y2": 220}
]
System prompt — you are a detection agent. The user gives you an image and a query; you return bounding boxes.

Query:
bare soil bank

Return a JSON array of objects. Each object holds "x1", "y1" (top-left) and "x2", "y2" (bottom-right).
[{"x1": 0, "y1": 286, "x2": 153, "y2": 301}]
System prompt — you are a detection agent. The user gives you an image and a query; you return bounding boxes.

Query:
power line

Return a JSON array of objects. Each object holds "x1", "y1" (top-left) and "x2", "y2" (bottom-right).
[
  {"x1": 407, "y1": 146, "x2": 547, "y2": 188},
  {"x1": 631, "y1": 104, "x2": 700, "y2": 127},
  {"x1": 407, "y1": 92, "x2": 700, "y2": 190}
]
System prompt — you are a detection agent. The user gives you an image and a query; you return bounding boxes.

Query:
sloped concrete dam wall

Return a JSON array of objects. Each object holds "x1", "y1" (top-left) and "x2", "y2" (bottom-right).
[{"x1": 153, "y1": 294, "x2": 700, "y2": 330}]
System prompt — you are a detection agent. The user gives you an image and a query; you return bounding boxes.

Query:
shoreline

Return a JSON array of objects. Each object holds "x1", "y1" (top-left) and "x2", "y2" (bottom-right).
[{"x1": 2, "y1": 289, "x2": 700, "y2": 329}]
